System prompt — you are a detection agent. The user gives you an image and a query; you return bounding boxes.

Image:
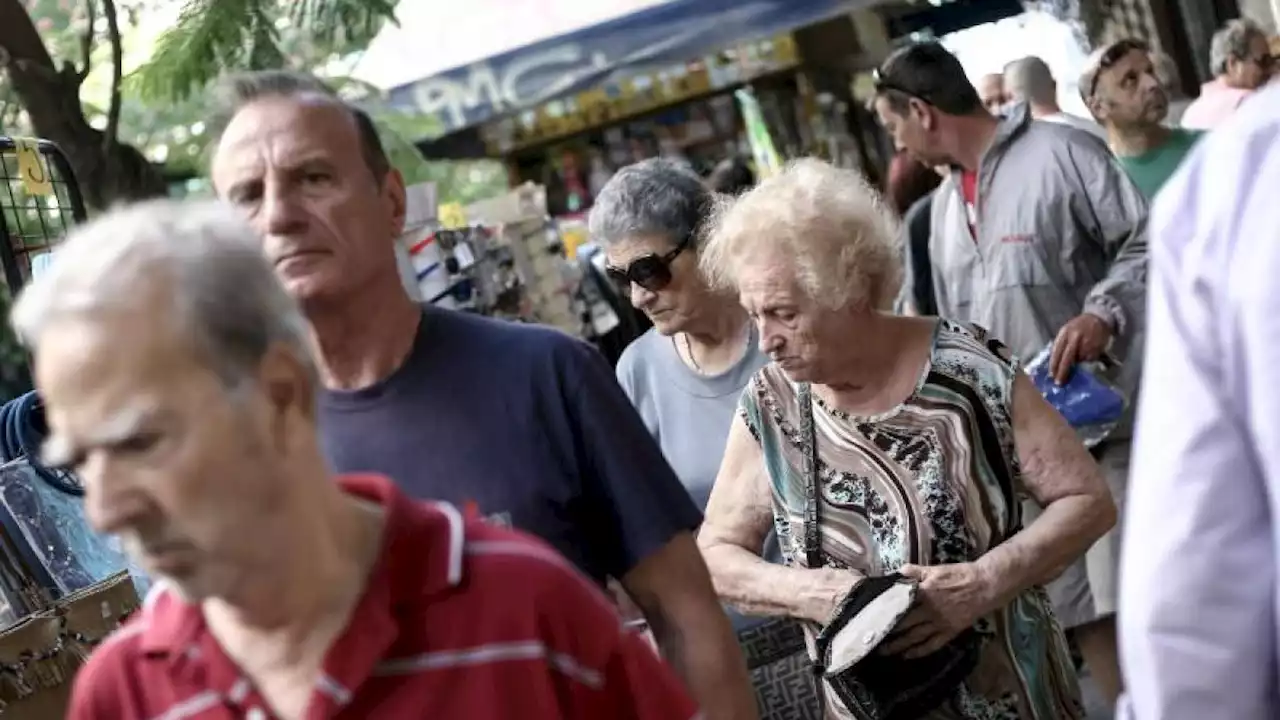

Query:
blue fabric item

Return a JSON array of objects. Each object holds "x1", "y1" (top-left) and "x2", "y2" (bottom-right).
[
  {"x1": 319, "y1": 307, "x2": 703, "y2": 586},
  {"x1": 1027, "y1": 353, "x2": 1126, "y2": 427},
  {"x1": 383, "y1": 0, "x2": 849, "y2": 136},
  {"x1": 0, "y1": 391, "x2": 82, "y2": 496}
]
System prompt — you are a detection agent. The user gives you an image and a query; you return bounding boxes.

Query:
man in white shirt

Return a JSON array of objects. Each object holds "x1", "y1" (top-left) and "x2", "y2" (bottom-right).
[
  {"x1": 1118, "y1": 82, "x2": 1280, "y2": 720},
  {"x1": 1005, "y1": 55, "x2": 1107, "y2": 140}
]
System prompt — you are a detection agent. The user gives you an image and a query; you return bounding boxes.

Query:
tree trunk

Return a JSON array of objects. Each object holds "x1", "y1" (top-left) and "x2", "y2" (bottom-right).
[{"x1": 0, "y1": 0, "x2": 167, "y2": 211}]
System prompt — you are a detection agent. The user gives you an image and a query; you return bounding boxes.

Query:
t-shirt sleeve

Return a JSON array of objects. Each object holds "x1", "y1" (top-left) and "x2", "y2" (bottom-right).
[
  {"x1": 561, "y1": 338, "x2": 702, "y2": 579},
  {"x1": 600, "y1": 633, "x2": 702, "y2": 720},
  {"x1": 529, "y1": 537, "x2": 700, "y2": 720}
]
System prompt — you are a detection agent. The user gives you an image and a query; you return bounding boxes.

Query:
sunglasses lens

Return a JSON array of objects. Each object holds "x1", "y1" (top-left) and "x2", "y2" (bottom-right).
[
  {"x1": 605, "y1": 268, "x2": 631, "y2": 292},
  {"x1": 629, "y1": 258, "x2": 673, "y2": 292}
]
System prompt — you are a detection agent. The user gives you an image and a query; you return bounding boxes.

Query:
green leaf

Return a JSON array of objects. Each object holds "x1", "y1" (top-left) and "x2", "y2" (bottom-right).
[
  {"x1": 131, "y1": 0, "x2": 258, "y2": 102},
  {"x1": 131, "y1": 0, "x2": 397, "y2": 103},
  {"x1": 287, "y1": 0, "x2": 398, "y2": 57}
]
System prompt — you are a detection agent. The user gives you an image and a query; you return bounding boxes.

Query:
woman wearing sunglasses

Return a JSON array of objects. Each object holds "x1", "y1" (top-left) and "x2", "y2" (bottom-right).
[{"x1": 588, "y1": 158, "x2": 822, "y2": 719}]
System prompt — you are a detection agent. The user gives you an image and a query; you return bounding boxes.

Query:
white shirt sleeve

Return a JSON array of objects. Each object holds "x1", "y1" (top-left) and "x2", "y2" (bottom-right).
[{"x1": 1119, "y1": 86, "x2": 1280, "y2": 720}]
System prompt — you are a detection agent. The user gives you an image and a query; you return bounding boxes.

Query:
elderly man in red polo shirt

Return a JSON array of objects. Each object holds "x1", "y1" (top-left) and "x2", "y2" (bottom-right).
[{"x1": 13, "y1": 199, "x2": 698, "y2": 720}]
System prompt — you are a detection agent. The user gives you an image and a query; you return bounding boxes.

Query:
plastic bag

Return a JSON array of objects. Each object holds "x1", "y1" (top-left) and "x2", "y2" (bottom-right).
[
  {"x1": 1024, "y1": 345, "x2": 1127, "y2": 448},
  {"x1": 0, "y1": 457, "x2": 150, "y2": 620}
]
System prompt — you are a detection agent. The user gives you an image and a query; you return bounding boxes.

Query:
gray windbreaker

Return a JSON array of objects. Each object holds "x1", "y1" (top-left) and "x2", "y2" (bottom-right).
[{"x1": 915, "y1": 104, "x2": 1148, "y2": 404}]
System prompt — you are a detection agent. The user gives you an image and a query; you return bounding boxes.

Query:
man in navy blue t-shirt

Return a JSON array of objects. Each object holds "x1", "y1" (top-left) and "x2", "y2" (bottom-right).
[{"x1": 208, "y1": 70, "x2": 757, "y2": 719}]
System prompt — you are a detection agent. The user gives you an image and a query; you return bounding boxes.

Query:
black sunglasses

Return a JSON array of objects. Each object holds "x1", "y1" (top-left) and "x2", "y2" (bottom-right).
[
  {"x1": 872, "y1": 66, "x2": 932, "y2": 105},
  {"x1": 1086, "y1": 39, "x2": 1150, "y2": 100},
  {"x1": 605, "y1": 235, "x2": 689, "y2": 293}
]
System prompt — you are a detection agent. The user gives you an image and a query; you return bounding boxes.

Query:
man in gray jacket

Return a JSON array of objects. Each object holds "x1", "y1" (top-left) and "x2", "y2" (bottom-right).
[{"x1": 873, "y1": 42, "x2": 1148, "y2": 710}]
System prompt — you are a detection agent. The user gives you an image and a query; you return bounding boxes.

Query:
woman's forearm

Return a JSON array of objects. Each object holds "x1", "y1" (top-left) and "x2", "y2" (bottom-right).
[
  {"x1": 974, "y1": 493, "x2": 1116, "y2": 609},
  {"x1": 702, "y1": 542, "x2": 861, "y2": 624}
]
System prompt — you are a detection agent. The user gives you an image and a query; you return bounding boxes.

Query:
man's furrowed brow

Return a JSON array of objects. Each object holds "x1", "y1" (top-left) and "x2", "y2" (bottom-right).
[{"x1": 46, "y1": 402, "x2": 161, "y2": 464}]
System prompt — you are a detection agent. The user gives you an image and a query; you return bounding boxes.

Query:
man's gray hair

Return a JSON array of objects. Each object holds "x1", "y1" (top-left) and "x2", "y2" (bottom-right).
[
  {"x1": 1003, "y1": 56, "x2": 1057, "y2": 106},
  {"x1": 1210, "y1": 19, "x2": 1264, "y2": 76},
  {"x1": 587, "y1": 158, "x2": 714, "y2": 250},
  {"x1": 209, "y1": 69, "x2": 391, "y2": 183},
  {"x1": 12, "y1": 199, "x2": 315, "y2": 389}
]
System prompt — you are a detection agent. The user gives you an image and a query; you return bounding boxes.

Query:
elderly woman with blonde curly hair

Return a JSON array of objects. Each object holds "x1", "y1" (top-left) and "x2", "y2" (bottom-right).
[{"x1": 696, "y1": 158, "x2": 1115, "y2": 719}]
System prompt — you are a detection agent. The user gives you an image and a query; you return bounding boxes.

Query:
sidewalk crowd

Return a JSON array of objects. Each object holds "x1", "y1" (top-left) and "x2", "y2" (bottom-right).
[{"x1": 14, "y1": 16, "x2": 1280, "y2": 720}]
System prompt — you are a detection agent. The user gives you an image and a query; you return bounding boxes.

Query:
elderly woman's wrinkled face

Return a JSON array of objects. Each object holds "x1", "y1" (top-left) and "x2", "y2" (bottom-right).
[
  {"x1": 604, "y1": 233, "x2": 706, "y2": 335},
  {"x1": 736, "y1": 257, "x2": 833, "y2": 382},
  {"x1": 1227, "y1": 33, "x2": 1274, "y2": 90}
]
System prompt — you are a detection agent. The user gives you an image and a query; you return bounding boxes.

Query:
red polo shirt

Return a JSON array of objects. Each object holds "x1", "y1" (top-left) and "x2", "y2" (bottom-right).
[{"x1": 67, "y1": 474, "x2": 700, "y2": 719}]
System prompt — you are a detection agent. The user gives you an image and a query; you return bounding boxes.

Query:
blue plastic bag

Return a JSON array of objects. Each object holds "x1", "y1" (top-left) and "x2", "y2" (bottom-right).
[{"x1": 1025, "y1": 345, "x2": 1127, "y2": 448}]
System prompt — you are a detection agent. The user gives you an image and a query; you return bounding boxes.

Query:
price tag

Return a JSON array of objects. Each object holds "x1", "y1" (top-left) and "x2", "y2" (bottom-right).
[{"x1": 14, "y1": 138, "x2": 53, "y2": 196}]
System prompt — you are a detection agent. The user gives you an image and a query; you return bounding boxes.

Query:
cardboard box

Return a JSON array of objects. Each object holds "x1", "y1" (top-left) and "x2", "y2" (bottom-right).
[{"x1": 0, "y1": 572, "x2": 139, "y2": 718}]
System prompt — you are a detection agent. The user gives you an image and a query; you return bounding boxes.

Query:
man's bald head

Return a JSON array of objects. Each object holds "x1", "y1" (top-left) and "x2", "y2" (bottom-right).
[
  {"x1": 209, "y1": 70, "x2": 390, "y2": 184},
  {"x1": 976, "y1": 73, "x2": 1006, "y2": 113},
  {"x1": 1004, "y1": 56, "x2": 1058, "y2": 107}
]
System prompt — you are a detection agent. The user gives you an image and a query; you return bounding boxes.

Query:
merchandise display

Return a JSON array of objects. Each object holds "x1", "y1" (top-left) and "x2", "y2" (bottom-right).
[
  {"x1": 481, "y1": 33, "x2": 803, "y2": 155},
  {"x1": 0, "y1": 570, "x2": 140, "y2": 718},
  {"x1": 0, "y1": 138, "x2": 147, "y2": 718},
  {"x1": 0, "y1": 395, "x2": 149, "y2": 625},
  {"x1": 460, "y1": 184, "x2": 581, "y2": 333},
  {"x1": 736, "y1": 87, "x2": 784, "y2": 178},
  {"x1": 500, "y1": 57, "x2": 870, "y2": 219}
]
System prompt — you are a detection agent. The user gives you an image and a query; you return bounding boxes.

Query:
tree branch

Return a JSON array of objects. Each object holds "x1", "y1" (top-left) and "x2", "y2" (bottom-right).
[
  {"x1": 77, "y1": 0, "x2": 98, "y2": 84},
  {"x1": 101, "y1": 0, "x2": 123, "y2": 153},
  {"x1": 0, "y1": 0, "x2": 167, "y2": 209}
]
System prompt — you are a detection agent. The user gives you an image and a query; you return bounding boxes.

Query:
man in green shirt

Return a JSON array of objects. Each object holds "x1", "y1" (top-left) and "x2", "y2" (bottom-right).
[{"x1": 1081, "y1": 38, "x2": 1202, "y2": 199}]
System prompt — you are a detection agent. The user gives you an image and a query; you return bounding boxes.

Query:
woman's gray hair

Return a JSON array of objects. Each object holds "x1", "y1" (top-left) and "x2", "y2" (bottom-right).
[
  {"x1": 587, "y1": 157, "x2": 713, "y2": 250},
  {"x1": 12, "y1": 199, "x2": 315, "y2": 389},
  {"x1": 700, "y1": 158, "x2": 902, "y2": 312},
  {"x1": 1210, "y1": 19, "x2": 1264, "y2": 76}
]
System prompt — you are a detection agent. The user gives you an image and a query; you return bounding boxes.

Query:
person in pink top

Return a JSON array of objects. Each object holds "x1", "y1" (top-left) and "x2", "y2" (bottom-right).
[{"x1": 1181, "y1": 19, "x2": 1273, "y2": 130}]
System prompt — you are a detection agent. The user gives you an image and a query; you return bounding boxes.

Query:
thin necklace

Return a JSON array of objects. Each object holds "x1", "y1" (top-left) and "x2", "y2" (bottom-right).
[
  {"x1": 679, "y1": 324, "x2": 751, "y2": 375},
  {"x1": 683, "y1": 333, "x2": 704, "y2": 373}
]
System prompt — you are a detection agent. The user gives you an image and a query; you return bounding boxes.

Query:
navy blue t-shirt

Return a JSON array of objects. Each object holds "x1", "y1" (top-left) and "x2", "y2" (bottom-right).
[{"x1": 318, "y1": 307, "x2": 702, "y2": 585}]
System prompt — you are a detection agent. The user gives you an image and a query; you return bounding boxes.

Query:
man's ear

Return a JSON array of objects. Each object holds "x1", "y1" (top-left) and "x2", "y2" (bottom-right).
[
  {"x1": 383, "y1": 167, "x2": 408, "y2": 237},
  {"x1": 909, "y1": 98, "x2": 933, "y2": 131},
  {"x1": 1086, "y1": 94, "x2": 1107, "y2": 122},
  {"x1": 257, "y1": 343, "x2": 315, "y2": 441}
]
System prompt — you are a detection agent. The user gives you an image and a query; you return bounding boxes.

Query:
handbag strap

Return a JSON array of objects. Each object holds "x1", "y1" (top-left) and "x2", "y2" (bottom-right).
[{"x1": 798, "y1": 383, "x2": 823, "y2": 569}]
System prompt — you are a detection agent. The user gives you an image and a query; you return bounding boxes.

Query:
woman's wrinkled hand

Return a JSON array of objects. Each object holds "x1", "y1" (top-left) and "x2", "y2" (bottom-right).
[
  {"x1": 879, "y1": 562, "x2": 993, "y2": 659},
  {"x1": 805, "y1": 568, "x2": 867, "y2": 625}
]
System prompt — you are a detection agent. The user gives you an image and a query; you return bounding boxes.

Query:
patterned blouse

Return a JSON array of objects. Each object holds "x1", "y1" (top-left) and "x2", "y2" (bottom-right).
[{"x1": 739, "y1": 320, "x2": 1083, "y2": 720}]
